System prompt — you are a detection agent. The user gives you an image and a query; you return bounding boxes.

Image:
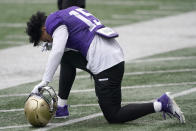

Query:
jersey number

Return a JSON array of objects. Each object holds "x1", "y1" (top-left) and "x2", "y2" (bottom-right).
[{"x1": 69, "y1": 8, "x2": 101, "y2": 31}]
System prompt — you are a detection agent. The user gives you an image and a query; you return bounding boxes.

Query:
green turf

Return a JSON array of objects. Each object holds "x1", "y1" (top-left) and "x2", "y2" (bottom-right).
[
  {"x1": 0, "y1": 47, "x2": 196, "y2": 130},
  {"x1": 0, "y1": 0, "x2": 196, "y2": 49},
  {"x1": 1, "y1": 0, "x2": 196, "y2": 130},
  {"x1": 141, "y1": 47, "x2": 196, "y2": 59},
  {"x1": 51, "y1": 95, "x2": 196, "y2": 131}
]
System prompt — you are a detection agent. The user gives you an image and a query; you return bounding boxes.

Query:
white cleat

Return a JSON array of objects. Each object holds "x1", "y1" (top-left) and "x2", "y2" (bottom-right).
[{"x1": 158, "y1": 92, "x2": 186, "y2": 123}]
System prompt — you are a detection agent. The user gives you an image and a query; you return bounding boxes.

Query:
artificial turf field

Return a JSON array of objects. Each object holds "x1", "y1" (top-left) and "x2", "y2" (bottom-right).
[
  {"x1": 0, "y1": 0, "x2": 196, "y2": 130},
  {"x1": 1, "y1": 47, "x2": 196, "y2": 130},
  {"x1": 0, "y1": 0, "x2": 196, "y2": 49}
]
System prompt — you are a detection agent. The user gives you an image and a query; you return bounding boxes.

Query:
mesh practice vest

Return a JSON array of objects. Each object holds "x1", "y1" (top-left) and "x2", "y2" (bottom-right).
[{"x1": 45, "y1": 6, "x2": 105, "y2": 57}]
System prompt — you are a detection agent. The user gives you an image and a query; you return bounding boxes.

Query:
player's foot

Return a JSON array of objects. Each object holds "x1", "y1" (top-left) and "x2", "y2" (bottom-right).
[
  {"x1": 157, "y1": 92, "x2": 185, "y2": 123},
  {"x1": 55, "y1": 105, "x2": 69, "y2": 118}
]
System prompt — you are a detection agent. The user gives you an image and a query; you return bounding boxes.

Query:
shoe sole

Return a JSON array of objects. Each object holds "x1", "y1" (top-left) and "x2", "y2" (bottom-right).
[{"x1": 166, "y1": 92, "x2": 186, "y2": 123}]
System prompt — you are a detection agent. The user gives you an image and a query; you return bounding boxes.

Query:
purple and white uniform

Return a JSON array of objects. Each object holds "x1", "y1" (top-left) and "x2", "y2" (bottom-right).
[{"x1": 42, "y1": 6, "x2": 124, "y2": 82}]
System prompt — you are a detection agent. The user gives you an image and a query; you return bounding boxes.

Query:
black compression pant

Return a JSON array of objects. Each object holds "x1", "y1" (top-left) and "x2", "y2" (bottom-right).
[{"x1": 58, "y1": 50, "x2": 155, "y2": 123}]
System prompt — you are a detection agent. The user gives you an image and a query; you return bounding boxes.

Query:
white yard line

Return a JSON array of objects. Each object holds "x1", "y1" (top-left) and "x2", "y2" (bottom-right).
[
  {"x1": 5, "y1": 34, "x2": 27, "y2": 39},
  {"x1": 135, "y1": 10, "x2": 180, "y2": 15},
  {"x1": 1, "y1": 87, "x2": 196, "y2": 130},
  {"x1": 1, "y1": 81, "x2": 196, "y2": 113},
  {"x1": 112, "y1": 14, "x2": 155, "y2": 20},
  {"x1": 125, "y1": 68, "x2": 196, "y2": 75},
  {"x1": 0, "y1": 124, "x2": 31, "y2": 130},
  {"x1": 172, "y1": 87, "x2": 196, "y2": 98},
  {"x1": 76, "y1": 67, "x2": 196, "y2": 79},
  {"x1": 0, "y1": 0, "x2": 55, "y2": 4},
  {"x1": 0, "y1": 108, "x2": 24, "y2": 113},
  {"x1": 0, "y1": 65, "x2": 195, "y2": 95},
  {"x1": 0, "y1": 93, "x2": 28, "y2": 98},
  {"x1": 1, "y1": 81, "x2": 196, "y2": 98},
  {"x1": 89, "y1": 1, "x2": 158, "y2": 6},
  {"x1": 35, "y1": 113, "x2": 103, "y2": 131},
  {"x1": 0, "y1": 41, "x2": 26, "y2": 45},
  {"x1": 71, "y1": 81, "x2": 196, "y2": 93},
  {"x1": 0, "y1": 23, "x2": 25, "y2": 28},
  {"x1": 128, "y1": 56, "x2": 196, "y2": 63},
  {"x1": 112, "y1": 10, "x2": 181, "y2": 20},
  {"x1": 2, "y1": 85, "x2": 196, "y2": 113},
  {"x1": 102, "y1": 19, "x2": 131, "y2": 25},
  {"x1": 0, "y1": 113, "x2": 103, "y2": 130}
]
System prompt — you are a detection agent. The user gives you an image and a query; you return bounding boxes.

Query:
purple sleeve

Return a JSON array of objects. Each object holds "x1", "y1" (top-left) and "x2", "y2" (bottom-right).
[{"x1": 45, "y1": 13, "x2": 64, "y2": 36}]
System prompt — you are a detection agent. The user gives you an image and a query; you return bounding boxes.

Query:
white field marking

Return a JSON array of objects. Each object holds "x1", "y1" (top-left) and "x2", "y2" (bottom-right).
[
  {"x1": 171, "y1": 87, "x2": 196, "y2": 98},
  {"x1": 0, "y1": 54, "x2": 196, "y2": 90},
  {"x1": 0, "y1": 108, "x2": 24, "y2": 113},
  {"x1": 1, "y1": 87, "x2": 195, "y2": 130},
  {"x1": 0, "y1": 113, "x2": 103, "y2": 130},
  {"x1": 0, "y1": 104, "x2": 100, "y2": 113},
  {"x1": 32, "y1": 88, "x2": 196, "y2": 131},
  {"x1": 125, "y1": 68, "x2": 196, "y2": 76},
  {"x1": 35, "y1": 113, "x2": 103, "y2": 131},
  {"x1": 128, "y1": 56, "x2": 196, "y2": 63},
  {"x1": 159, "y1": 4, "x2": 196, "y2": 10},
  {"x1": 5, "y1": 35, "x2": 28, "y2": 40},
  {"x1": 135, "y1": 10, "x2": 181, "y2": 15},
  {"x1": 121, "y1": 82, "x2": 196, "y2": 90},
  {"x1": 0, "y1": 93, "x2": 29, "y2": 98},
  {"x1": 0, "y1": 0, "x2": 55, "y2": 4},
  {"x1": 0, "y1": 124, "x2": 31, "y2": 130},
  {"x1": 1, "y1": 81, "x2": 196, "y2": 98},
  {"x1": 0, "y1": 23, "x2": 25, "y2": 28},
  {"x1": 89, "y1": 0, "x2": 158, "y2": 6},
  {"x1": 1, "y1": 82, "x2": 196, "y2": 113},
  {"x1": 112, "y1": 14, "x2": 156, "y2": 20},
  {"x1": 102, "y1": 19, "x2": 131, "y2": 25},
  {"x1": 0, "y1": 41, "x2": 26, "y2": 45},
  {"x1": 76, "y1": 68, "x2": 196, "y2": 79},
  {"x1": 70, "y1": 81, "x2": 196, "y2": 93},
  {"x1": 112, "y1": 10, "x2": 181, "y2": 20},
  {"x1": 0, "y1": 0, "x2": 156, "y2": 5}
]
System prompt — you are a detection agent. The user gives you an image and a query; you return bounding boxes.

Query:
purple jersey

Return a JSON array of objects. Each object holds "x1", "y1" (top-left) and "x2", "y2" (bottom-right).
[{"x1": 45, "y1": 6, "x2": 105, "y2": 57}]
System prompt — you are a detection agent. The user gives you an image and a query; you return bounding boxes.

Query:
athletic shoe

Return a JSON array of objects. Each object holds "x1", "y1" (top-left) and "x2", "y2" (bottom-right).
[
  {"x1": 55, "y1": 105, "x2": 69, "y2": 118},
  {"x1": 157, "y1": 92, "x2": 185, "y2": 123}
]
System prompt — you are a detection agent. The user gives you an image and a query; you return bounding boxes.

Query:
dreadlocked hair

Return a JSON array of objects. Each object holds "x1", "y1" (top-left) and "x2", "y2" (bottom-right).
[{"x1": 26, "y1": 11, "x2": 47, "y2": 46}]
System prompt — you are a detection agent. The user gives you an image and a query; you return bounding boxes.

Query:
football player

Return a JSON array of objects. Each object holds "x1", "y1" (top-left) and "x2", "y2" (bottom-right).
[
  {"x1": 26, "y1": 6, "x2": 185, "y2": 123},
  {"x1": 56, "y1": 0, "x2": 86, "y2": 119}
]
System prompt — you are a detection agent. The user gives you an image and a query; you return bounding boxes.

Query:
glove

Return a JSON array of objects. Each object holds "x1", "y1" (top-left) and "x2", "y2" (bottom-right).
[{"x1": 31, "y1": 81, "x2": 49, "y2": 94}]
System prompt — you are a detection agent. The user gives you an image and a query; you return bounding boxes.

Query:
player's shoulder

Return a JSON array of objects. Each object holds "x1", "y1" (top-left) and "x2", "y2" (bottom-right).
[{"x1": 45, "y1": 11, "x2": 64, "y2": 36}]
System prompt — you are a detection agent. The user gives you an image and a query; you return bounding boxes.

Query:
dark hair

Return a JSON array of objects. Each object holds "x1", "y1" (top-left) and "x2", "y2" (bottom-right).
[{"x1": 26, "y1": 11, "x2": 47, "y2": 46}]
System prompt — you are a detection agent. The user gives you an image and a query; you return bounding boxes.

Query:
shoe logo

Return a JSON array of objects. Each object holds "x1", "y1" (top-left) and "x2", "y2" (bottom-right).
[{"x1": 98, "y1": 78, "x2": 108, "y2": 81}]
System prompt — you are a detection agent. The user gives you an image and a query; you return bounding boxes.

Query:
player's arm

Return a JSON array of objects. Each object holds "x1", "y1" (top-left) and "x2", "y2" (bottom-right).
[
  {"x1": 32, "y1": 25, "x2": 68, "y2": 93},
  {"x1": 42, "y1": 25, "x2": 69, "y2": 83}
]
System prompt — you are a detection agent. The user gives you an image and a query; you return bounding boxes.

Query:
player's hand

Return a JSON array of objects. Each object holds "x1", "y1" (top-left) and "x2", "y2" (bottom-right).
[{"x1": 31, "y1": 81, "x2": 49, "y2": 94}]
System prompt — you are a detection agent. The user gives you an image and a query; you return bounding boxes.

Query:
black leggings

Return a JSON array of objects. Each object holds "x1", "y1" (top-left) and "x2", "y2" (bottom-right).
[{"x1": 59, "y1": 51, "x2": 155, "y2": 123}]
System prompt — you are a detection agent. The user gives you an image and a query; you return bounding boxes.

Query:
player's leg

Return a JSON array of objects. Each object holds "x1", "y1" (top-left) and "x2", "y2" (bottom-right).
[
  {"x1": 94, "y1": 62, "x2": 155, "y2": 123},
  {"x1": 95, "y1": 61, "x2": 185, "y2": 123},
  {"x1": 56, "y1": 50, "x2": 90, "y2": 118},
  {"x1": 56, "y1": 58, "x2": 76, "y2": 118}
]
